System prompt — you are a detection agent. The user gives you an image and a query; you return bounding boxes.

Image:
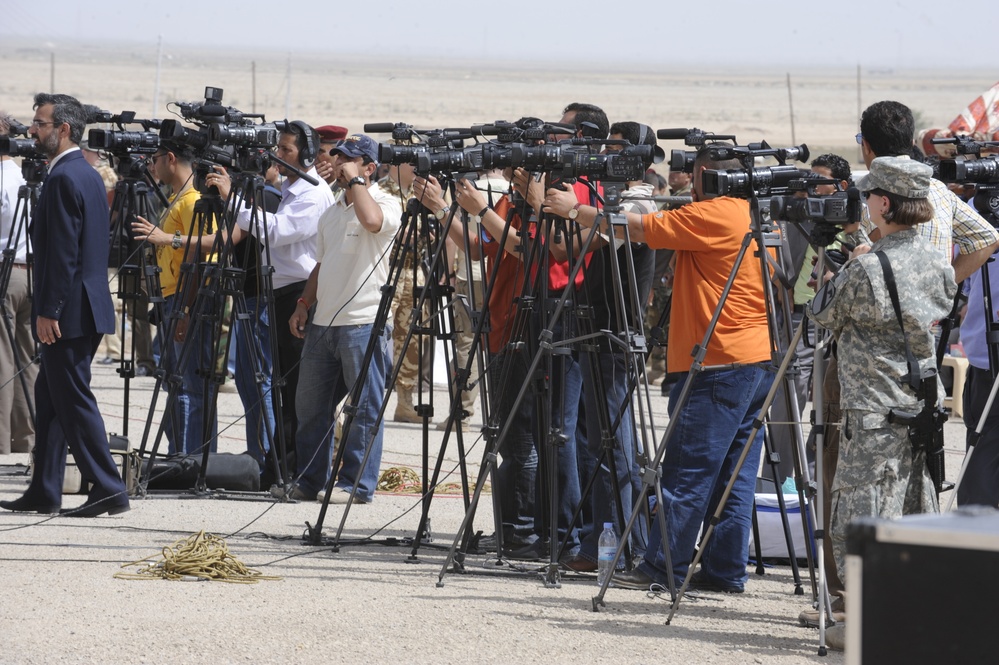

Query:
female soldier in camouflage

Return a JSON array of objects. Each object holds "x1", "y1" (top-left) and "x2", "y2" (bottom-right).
[{"x1": 809, "y1": 156, "x2": 958, "y2": 610}]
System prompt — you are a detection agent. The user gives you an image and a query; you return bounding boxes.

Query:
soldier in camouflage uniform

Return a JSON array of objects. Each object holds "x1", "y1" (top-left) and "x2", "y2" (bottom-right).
[
  {"x1": 809, "y1": 157, "x2": 956, "y2": 591},
  {"x1": 380, "y1": 164, "x2": 430, "y2": 423}
]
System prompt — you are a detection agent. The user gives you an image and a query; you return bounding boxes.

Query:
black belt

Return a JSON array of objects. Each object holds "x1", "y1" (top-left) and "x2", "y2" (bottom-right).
[{"x1": 272, "y1": 281, "x2": 307, "y2": 299}]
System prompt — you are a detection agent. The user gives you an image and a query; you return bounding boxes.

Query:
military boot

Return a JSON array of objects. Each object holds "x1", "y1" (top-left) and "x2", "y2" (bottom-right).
[{"x1": 394, "y1": 386, "x2": 421, "y2": 423}]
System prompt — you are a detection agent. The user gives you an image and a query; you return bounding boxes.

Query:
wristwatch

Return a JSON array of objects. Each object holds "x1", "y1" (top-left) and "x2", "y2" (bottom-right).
[
  {"x1": 171, "y1": 231, "x2": 183, "y2": 250},
  {"x1": 347, "y1": 176, "x2": 367, "y2": 189},
  {"x1": 568, "y1": 202, "x2": 582, "y2": 220},
  {"x1": 434, "y1": 205, "x2": 451, "y2": 221}
]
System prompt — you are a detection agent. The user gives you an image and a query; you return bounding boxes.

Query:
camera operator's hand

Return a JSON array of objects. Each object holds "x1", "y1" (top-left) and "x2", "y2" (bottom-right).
[
  {"x1": 413, "y1": 175, "x2": 447, "y2": 213},
  {"x1": 131, "y1": 216, "x2": 169, "y2": 246},
  {"x1": 207, "y1": 166, "x2": 231, "y2": 199},
  {"x1": 453, "y1": 178, "x2": 486, "y2": 215},
  {"x1": 36, "y1": 316, "x2": 60, "y2": 345},
  {"x1": 512, "y1": 168, "x2": 544, "y2": 213},
  {"x1": 542, "y1": 182, "x2": 578, "y2": 219}
]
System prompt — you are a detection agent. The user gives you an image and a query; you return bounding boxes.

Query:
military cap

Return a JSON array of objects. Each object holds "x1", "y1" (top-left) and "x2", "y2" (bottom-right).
[{"x1": 857, "y1": 156, "x2": 932, "y2": 198}]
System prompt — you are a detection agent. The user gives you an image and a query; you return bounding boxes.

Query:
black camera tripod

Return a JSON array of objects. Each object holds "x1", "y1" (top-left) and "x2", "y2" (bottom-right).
[{"x1": 135, "y1": 158, "x2": 295, "y2": 494}]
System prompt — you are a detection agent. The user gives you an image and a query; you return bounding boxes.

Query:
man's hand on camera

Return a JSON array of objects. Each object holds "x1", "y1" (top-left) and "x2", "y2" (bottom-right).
[
  {"x1": 413, "y1": 175, "x2": 447, "y2": 213},
  {"x1": 454, "y1": 178, "x2": 486, "y2": 215},
  {"x1": 207, "y1": 166, "x2": 231, "y2": 199},
  {"x1": 512, "y1": 168, "x2": 544, "y2": 212},
  {"x1": 542, "y1": 183, "x2": 577, "y2": 219}
]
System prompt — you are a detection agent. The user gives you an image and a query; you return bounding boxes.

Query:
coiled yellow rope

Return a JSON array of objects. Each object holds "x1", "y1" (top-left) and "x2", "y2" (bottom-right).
[
  {"x1": 114, "y1": 530, "x2": 281, "y2": 584},
  {"x1": 376, "y1": 466, "x2": 488, "y2": 495}
]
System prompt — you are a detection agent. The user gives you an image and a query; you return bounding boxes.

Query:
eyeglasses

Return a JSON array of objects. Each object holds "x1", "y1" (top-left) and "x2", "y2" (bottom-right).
[
  {"x1": 150, "y1": 153, "x2": 167, "y2": 163},
  {"x1": 862, "y1": 191, "x2": 872, "y2": 199},
  {"x1": 855, "y1": 133, "x2": 864, "y2": 145},
  {"x1": 30, "y1": 120, "x2": 59, "y2": 128}
]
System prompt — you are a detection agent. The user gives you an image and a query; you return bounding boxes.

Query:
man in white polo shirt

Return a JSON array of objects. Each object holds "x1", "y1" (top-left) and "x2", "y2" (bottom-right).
[{"x1": 288, "y1": 134, "x2": 402, "y2": 504}]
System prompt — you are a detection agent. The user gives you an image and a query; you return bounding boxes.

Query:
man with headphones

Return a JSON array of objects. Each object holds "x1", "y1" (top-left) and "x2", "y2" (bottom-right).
[{"x1": 213, "y1": 121, "x2": 336, "y2": 475}]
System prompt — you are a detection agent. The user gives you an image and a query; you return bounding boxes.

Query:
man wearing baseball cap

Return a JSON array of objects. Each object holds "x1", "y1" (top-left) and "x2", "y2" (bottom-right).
[
  {"x1": 288, "y1": 134, "x2": 402, "y2": 504},
  {"x1": 807, "y1": 155, "x2": 957, "y2": 646}
]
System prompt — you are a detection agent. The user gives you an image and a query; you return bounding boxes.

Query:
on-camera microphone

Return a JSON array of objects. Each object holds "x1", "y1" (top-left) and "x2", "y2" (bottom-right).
[
  {"x1": 363, "y1": 123, "x2": 398, "y2": 134},
  {"x1": 657, "y1": 128, "x2": 691, "y2": 140}
]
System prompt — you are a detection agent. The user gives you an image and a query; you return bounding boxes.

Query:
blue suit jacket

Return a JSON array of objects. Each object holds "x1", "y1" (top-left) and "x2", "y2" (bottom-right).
[{"x1": 30, "y1": 150, "x2": 115, "y2": 339}]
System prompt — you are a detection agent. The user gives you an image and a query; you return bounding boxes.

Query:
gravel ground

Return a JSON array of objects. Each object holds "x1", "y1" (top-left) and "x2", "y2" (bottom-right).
[{"x1": 1, "y1": 361, "x2": 969, "y2": 664}]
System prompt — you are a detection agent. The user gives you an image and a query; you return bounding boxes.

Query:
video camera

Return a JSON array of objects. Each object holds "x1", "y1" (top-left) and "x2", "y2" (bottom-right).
[
  {"x1": 933, "y1": 135, "x2": 999, "y2": 224},
  {"x1": 658, "y1": 127, "x2": 738, "y2": 174},
  {"x1": 770, "y1": 175, "x2": 862, "y2": 225},
  {"x1": 0, "y1": 117, "x2": 48, "y2": 183},
  {"x1": 701, "y1": 141, "x2": 810, "y2": 198}
]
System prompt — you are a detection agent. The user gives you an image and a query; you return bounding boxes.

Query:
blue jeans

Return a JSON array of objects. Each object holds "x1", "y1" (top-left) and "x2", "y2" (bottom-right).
[
  {"x1": 577, "y1": 350, "x2": 647, "y2": 562},
  {"x1": 161, "y1": 294, "x2": 218, "y2": 456},
  {"x1": 535, "y1": 312, "x2": 583, "y2": 554},
  {"x1": 234, "y1": 296, "x2": 276, "y2": 468},
  {"x1": 489, "y1": 347, "x2": 539, "y2": 545},
  {"x1": 639, "y1": 365, "x2": 773, "y2": 588},
  {"x1": 295, "y1": 323, "x2": 388, "y2": 501}
]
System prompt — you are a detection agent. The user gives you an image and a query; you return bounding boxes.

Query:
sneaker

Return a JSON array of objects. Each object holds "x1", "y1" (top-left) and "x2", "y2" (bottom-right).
[
  {"x1": 689, "y1": 570, "x2": 744, "y2": 594},
  {"x1": 798, "y1": 607, "x2": 846, "y2": 628},
  {"x1": 98, "y1": 356, "x2": 116, "y2": 365},
  {"x1": 319, "y1": 488, "x2": 369, "y2": 505}
]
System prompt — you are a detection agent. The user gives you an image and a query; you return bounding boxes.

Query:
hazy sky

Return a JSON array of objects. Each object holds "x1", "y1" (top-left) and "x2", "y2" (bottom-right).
[{"x1": 3, "y1": 0, "x2": 996, "y2": 69}]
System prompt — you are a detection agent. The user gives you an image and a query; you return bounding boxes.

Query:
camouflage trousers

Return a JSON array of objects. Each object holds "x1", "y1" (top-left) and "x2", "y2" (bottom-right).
[
  {"x1": 391, "y1": 267, "x2": 429, "y2": 392},
  {"x1": 830, "y1": 408, "x2": 938, "y2": 587},
  {"x1": 450, "y1": 277, "x2": 482, "y2": 415}
]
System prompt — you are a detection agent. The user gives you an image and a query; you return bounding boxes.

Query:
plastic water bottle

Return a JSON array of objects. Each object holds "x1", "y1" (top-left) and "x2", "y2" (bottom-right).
[{"x1": 597, "y1": 522, "x2": 618, "y2": 586}]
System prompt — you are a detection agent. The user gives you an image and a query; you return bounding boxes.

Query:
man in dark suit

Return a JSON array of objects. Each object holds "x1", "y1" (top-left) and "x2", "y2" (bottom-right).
[{"x1": 0, "y1": 93, "x2": 128, "y2": 517}]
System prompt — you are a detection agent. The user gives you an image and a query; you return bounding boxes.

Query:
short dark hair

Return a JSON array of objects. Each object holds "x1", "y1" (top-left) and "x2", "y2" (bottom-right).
[
  {"x1": 695, "y1": 142, "x2": 742, "y2": 172},
  {"x1": 159, "y1": 140, "x2": 197, "y2": 165},
  {"x1": 860, "y1": 101, "x2": 914, "y2": 157},
  {"x1": 33, "y1": 93, "x2": 87, "y2": 144},
  {"x1": 281, "y1": 122, "x2": 319, "y2": 165},
  {"x1": 811, "y1": 153, "x2": 852, "y2": 184},
  {"x1": 609, "y1": 121, "x2": 659, "y2": 170},
  {"x1": 563, "y1": 102, "x2": 609, "y2": 140},
  {"x1": 870, "y1": 188, "x2": 933, "y2": 226}
]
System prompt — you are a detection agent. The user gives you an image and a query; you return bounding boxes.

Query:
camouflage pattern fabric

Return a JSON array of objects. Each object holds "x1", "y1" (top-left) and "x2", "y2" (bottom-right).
[{"x1": 830, "y1": 409, "x2": 937, "y2": 584}]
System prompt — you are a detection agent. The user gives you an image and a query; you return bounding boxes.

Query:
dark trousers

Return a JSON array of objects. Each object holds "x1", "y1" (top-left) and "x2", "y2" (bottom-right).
[
  {"x1": 26, "y1": 334, "x2": 126, "y2": 506},
  {"x1": 273, "y1": 282, "x2": 307, "y2": 458},
  {"x1": 960, "y1": 365, "x2": 999, "y2": 507}
]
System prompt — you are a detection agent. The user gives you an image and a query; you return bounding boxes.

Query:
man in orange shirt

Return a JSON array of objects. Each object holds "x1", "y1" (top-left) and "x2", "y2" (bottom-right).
[{"x1": 543, "y1": 144, "x2": 774, "y2": 593}]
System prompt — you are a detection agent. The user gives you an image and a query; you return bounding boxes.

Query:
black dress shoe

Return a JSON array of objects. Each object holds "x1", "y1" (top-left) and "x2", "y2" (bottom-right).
[
  {"x1": 59, "y1": 498, "x2": 130, "y2": 518},
  {"x1": 611, "y1": 568, "x2": 656, "y2": 590},
  {"x1": 561, "y1": 554, "x2": 597, "y2": 573},
  {"x1": 0, "y1": 497, "x2": 61, "y2": 514}
]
